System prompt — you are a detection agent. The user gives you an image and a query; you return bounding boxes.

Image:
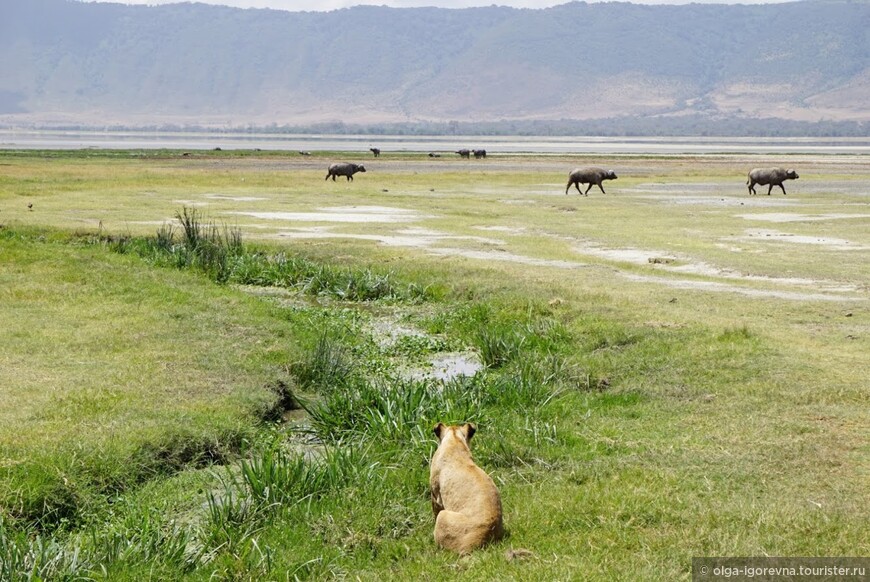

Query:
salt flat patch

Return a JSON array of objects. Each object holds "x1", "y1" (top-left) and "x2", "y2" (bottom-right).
[
  {"x1": 574, "y1": 246, "x2": 672, "y2": 265},
  {"x1": 174, "y1": 200, "x2": 208, "y2": 207},
  {"x1": 325, "y1": 206, "x2": 416, "y2": 214},
  {"x1": 571, "y1": 243, "x2": 861, "y2": 292},
  {"x1": 663, "y1": 262, "x2": 860, "y2": 292},
  {"x1": 628, "y1": 183, "x2": 796, "y2": 207},
  {"x1": 474, "y1": 225, "x2": 527, "y2": 234},
  {"x1": 204, "y1": 194, "x2": 269, "y2": 202},
  {"x1": 736, "y1": 212, "x2": 870, "y2": 223},
  {"x1": 629, "y1": 182, "x2": 724, "y2": 193},
  {"x1": 276, "y1": 226, "x2": 504, "y2": 249},
  {"x1": 737, "y1": 229, "x2": 870, "y2": 250},
  {"x1": 621, "y1": 272, "x2": 863, "y2": 302},
  {"x1": 231, "y1": 205, "x2": 428, "y2": 223},
  {"x1": 636, "y1": 195, "x2": 794, "y2": 207},
  {"x1": 427, "y1": 247, "x2": 588, "y2": 269}
]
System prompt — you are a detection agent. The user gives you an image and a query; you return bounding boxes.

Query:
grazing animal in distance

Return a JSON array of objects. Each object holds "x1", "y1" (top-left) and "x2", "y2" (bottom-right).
[
  {"x1": 746, "y1": 168, "x2": 799, "y2": 195},
  {"x1": 370, "y1": 147, "x2": 381, "y2": 157},
  {"x1": 566, "y1": 167, "x2": 618, "y2": 195},
  {"x1": 429, "y1": 152, "x2": 441, "y2": 158},
  {"x1": 298, "y1": 151, "x2": 311, "y2": 156},
  {"x1": 325, "y1": 162, "x2": 366, "y2": 181},
  {"x1": 456, "y1": 149, "x2": 471, "y2": 159},
  {"x1": 430, "y1": 423, "x2": 503, "y2": 554},
  {"x1": 473, "y1": 149, "x2": 487, "y2": 159}
]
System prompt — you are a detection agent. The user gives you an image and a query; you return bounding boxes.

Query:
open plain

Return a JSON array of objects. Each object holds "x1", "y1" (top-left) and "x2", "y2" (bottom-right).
[{"x1": 0, "y1": 148, "x2": 867, "y2": 580}]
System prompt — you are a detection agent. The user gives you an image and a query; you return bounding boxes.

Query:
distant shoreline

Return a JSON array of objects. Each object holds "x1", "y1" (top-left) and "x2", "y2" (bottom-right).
[{"x1": 1, "y1": 130, "x2": 869, "y2": 155}]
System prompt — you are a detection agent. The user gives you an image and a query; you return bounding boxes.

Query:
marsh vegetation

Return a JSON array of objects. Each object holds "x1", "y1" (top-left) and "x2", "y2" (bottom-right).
[{"x1": 0, "y1": 149, "x2": 867, "y2": 580}]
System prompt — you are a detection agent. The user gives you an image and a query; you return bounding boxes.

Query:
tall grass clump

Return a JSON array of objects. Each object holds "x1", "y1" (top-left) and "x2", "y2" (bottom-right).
[
  {"x1": 237, "y1": 445, "x2": 377, "y2": 507},
  {"x1": 232, "y1": 252, "x2": 430, "y2": 302},
  {"x1": 291, "y1": 333, "x2": 355, "y2": 391},
  {"x1": 102, "y1": 209, "x2": 437, "y2": 302},
  {"x1": 83, "y1": 507, "x2": 196, "y2": 574},
  {"x1": 475, "y1": 326, "x2": 526, "y2": 368},
  {"x1": 302, "y1": 375, "x2": 485, "y2": 444},
  {"x1": 174, "y1": 207, "x2": 244, "y2": 283},
  {"x1": 0, "y1": 517, "x2": 84, "y2": 582},
  {"x1": 198, "y1": 444, "x2": 378, "y2": 559},
  {"x1": 108, "y1": 207, "x2": 244, "y2": 283}
]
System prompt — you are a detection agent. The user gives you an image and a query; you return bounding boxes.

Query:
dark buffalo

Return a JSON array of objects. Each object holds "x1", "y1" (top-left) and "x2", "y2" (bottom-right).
[
  {"x1": 370, "y1": 147, "x2": 381, "y2": 157},
  {"x1": 473, "y1": 149, "x2": 487, "y2": 159},
  {"x1": 456, "y1": 149, "x2": 471, "y2": 158},
  {"x1": 566, "y1": 167, "x2": 618, "y2": 195},
  {"x1": 747, "y1": 168, "x2": 799, "y2": 195},
  {"x1": 325, "y1": 162, "x2": 366, "y2": 181}
]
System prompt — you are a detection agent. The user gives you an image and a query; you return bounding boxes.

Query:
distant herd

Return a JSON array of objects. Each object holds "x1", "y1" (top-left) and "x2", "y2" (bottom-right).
[{"x1": 316, "y1": 148, "x2": 799, "y2": 195}]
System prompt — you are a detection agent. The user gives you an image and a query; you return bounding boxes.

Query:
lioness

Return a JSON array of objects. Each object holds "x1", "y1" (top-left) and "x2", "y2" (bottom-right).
[{"x1": 430, "y1": 423, "x2": 503, "y2": 554}]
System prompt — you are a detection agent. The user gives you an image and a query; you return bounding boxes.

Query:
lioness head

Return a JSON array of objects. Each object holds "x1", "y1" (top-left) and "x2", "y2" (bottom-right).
[{"x1": 434, "y1": 422, "x2": 476, "y2": 444}]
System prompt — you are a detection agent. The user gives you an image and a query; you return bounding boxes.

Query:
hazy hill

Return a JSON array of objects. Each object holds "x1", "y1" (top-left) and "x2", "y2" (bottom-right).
[{"x1": 0, "y1": 0, "x2": 868, "y2": 130}]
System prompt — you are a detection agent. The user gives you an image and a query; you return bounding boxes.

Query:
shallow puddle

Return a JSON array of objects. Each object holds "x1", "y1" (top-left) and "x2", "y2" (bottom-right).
[{"x1": 426, "y1": 353, "x2": 483, "y2": 382}]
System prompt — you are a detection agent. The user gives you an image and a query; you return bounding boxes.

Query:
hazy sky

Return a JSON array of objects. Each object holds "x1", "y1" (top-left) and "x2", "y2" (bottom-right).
[{"x1": 81, "y1": 0, "x2": 794, "y2": 11}]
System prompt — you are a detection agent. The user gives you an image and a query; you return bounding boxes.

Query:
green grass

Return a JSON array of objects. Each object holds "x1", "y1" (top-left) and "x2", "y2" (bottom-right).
[{"x1": 0, "y1": 149, "x2": 867, "y2": 580}]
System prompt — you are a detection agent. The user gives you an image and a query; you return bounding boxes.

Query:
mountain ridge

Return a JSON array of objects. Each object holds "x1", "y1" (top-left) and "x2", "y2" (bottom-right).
[{"x1": 0, "y1": 0, "x2": 867, "y2": 130}]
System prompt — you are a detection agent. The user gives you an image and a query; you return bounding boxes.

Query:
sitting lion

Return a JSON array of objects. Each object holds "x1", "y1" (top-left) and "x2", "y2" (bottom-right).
[{"x1": 429, "y1": 423, "x2": 503, "y2": 554}]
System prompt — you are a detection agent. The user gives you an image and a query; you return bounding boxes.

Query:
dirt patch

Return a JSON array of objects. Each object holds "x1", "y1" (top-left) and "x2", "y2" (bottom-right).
[
  {"x1": 571, "y1": 243, "x2": 862, "y2": 293},
  {"x1": 231, "y1": 205, "x2": 430, "y2": 223},
  {"x1": 637, "y1": 195, "x2": 795, "y2": 207},
  {"x1": 426, "y1": 247, "x2": 589, "y2": 269},
  {"x1": 736, "y1": 213, "x2": 870, "y2": 223},
  {"x1": 474, "y1": 225, "x2": 527, "y2": 234},
  {"x1": 621, "y1": 272, "x2": 862, "y2": 302},
  {"x1": 574, "y1": 245, "x2": 674, "y2": 265},
  {"x1": 204, "y1": 194, "x2": 269, "y2": 202},
  {"x1": 736, "y1": 229, "x2": 870, "y2": 250},
  {"x1": 627, "y1": 182, "x2": 801, "y2": 206},
  {"x1": 276, "y1": 227, "x2": 503, "y2": 249}
]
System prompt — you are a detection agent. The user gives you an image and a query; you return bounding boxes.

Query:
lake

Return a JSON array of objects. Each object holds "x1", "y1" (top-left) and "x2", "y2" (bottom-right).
[{"x1": 1, "y1": 129, "x2": 868, "y2": 155}]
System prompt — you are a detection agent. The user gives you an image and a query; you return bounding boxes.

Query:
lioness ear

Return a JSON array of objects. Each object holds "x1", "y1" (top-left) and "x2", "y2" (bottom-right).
[
  {"x1": 434, "y1": 423, "x2": 445, "y2": 441},
  {"x1": 464, "y1": 423, "x2": 476, "y2": 441}
]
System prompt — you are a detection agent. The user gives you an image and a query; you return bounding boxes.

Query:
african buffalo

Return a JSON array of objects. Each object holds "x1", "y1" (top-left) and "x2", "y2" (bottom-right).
[{"x1": 566, "y1": 167, "x2": 618, "y2": 195}]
